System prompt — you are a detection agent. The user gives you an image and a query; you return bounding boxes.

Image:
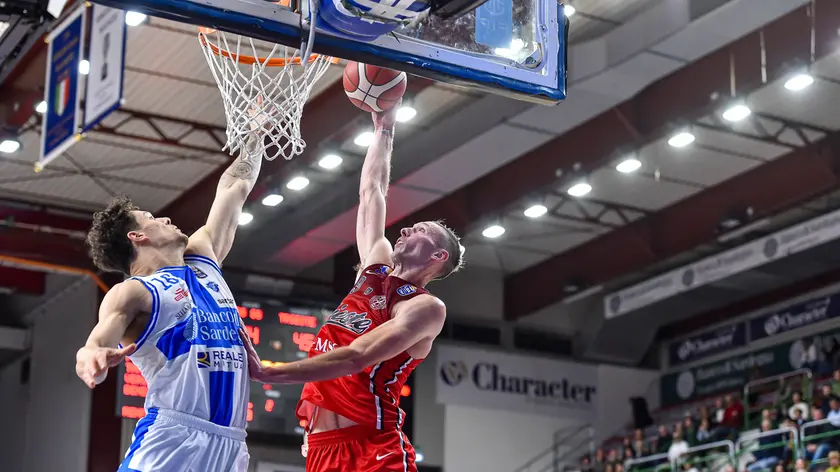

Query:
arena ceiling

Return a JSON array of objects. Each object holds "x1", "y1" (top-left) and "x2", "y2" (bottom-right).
[{"x1": 2, "y1": 0, "x2": 840, "y2": 329}]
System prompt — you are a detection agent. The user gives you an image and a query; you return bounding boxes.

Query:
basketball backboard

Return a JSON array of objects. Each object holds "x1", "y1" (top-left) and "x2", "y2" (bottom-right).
[{"x1": 91, "y1": 0, "x2": 567, "y2": 104}]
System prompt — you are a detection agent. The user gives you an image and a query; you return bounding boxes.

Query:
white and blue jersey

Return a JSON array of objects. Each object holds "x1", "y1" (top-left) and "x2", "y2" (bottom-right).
[{"x1": 119, "y1": 254, "x2": 250, "y2": 472}]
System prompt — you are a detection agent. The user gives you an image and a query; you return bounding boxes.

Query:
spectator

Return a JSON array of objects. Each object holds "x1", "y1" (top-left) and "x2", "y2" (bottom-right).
[
  {"x1": 593, "y1": 448, "x2": 606, "y2": 472},
  {"x1": 803, "y1": 408, "x2": 833, "y2": 463},
  {"x1": 825, "y1": 451, "x2": 840, "y2": 472},
  {"x1": 622, "y1": 448, "x2": 634, "y2": 463},
  {"x1": 605, "y1": 463, "x2": 615, "y2": 472},
  {"x1": 792, "y1": 392, "x2": 812, "y2": 420},
  {"x1": 747, "y1": 420, "x2": 784, "y2": 472},
  {"x1": 714, "y1": 397, "x2": 726, "y2": 424},
  {"x1": 615, "y1": 463, "x2": 624, "y2": 472},
  {"x1": 683, "y1": 417, "x2": 698, "y2": 446},
  {"x1": 607, "y1": 449, "x2": 619, "y2": 465},
  {"x1": 722, "y1": 394, "x2": 745, "y2": 431},
  {"x1": 763, "y1": 409, "x2": 777, "y2": 428},
  {"x1": 797, "y1": 458, "x2": 810, "y2": 472},
  {"x1": 655, "y1": 425, "x2": 672, "y2": 454},
  {"x1": 622, "y1": 438, "x2": 634, "y2": 457},
  {"x1": 633, "y1": 429, "x2": 645, "y2": 442},
  {"x1": 699, "y1": 405, "x2": 717, "y2": 428},
  {"x1": 819, "y1": 386, "x2": 834, "y2": 417},
  {"x1": 697, "y1": 419, "x2": 712, "y2": 444},
  {"x1": 828, "y1": 397, "x2": 840, "y2": 428},
  {"x1": 581, "y1": 456, "x2": 593, "y2": 472},
  {"x1": 632, "y1": 438, "x2": 648, "y2": 459},
  {"x1": 793, "y1": 408, "x2": 807, "y2": 427},
  {"x1": 833, "y1": 371, "x2": 840, "y2": 397},
  {"x1": 668, "y1": 431, "x2": 690, "y2": 464}
]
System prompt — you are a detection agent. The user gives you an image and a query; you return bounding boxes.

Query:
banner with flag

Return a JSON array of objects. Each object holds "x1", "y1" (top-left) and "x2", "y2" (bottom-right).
[
  {"x1": 39, "y1": 4, "x2": 86, "y2": 171},
  {"x1": 83, "y1": 5, "x2": 126, "y2": 132}
]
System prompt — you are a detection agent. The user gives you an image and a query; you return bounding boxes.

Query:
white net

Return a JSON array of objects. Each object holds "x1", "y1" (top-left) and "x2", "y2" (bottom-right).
[{"x1": 198, "y1": 28, "x2": 337, "y2": 161}]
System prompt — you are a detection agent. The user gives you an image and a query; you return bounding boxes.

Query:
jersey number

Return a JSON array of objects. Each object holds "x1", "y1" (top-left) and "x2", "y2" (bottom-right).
[{"x1": 151, "y1": 273, "x2": 180, "y2": 291}]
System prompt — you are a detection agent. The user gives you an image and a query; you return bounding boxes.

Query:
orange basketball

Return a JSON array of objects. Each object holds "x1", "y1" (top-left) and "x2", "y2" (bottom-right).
[{"x1": 343, "y1": 61, "x2": 407, "y2": 113}]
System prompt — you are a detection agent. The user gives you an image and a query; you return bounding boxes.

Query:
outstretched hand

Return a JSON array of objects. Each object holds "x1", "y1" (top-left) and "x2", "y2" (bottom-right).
[
  {"x1": 372, "y1": 98, "x2": 401, "y2": 130},
  {"x1": 75, "y1": 344, "x2": 136, "y2": 389},
  {"x1": 239, "y1": 328, "x2": 265, "y2": 382},
  {"x1": 246, "y1": 95, "x2": 277, "y2": 132}
]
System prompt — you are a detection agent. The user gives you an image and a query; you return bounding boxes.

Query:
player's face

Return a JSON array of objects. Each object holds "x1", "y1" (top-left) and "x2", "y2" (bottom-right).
[
  {"x1": 130, "y1": 210, "x2": 189, "y2": 248},
  {"x1": 392, "y1": 221, "x2": 447, "y2": 266}
]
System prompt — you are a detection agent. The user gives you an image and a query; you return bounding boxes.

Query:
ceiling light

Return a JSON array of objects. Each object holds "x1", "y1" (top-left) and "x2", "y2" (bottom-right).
[
  {"x1": 616, "y1": 158, "x2": 641, "y2": 173},
  {"x1": 564, "y1": 4, "x2": 575, "y2": 17},
  {"x1": 396, "y1": 106, "x2": 417, "y2": 123},
  {"x1": 722, "y1": 103, "x2": 751, "y2": 122},
  {"x1": 125, "y1": 11, "x2": 147, "y2": 26},
  {"x1": 668, "y1": 131, "x2": 695, "y2": 148},
  {"x1": 354, "y1": 131, "x2": 375, "y2": 147},
  {"x1": 318, "y1": 154, "x2": 342, "y2": 170},
  {"x1": 286, "y1": 176, "x2": 310, "y2": 191},
  {"x1": 567, "y1": 182, "x2": 592, "y2": 197},
  {"x1": 482, "y1": 224, "x2": 505, "y2": 238},
  {"x1": 0, "y1": 139, "x2": 20, "y2": 154},
  {"x1": 35, "y1": 101, "x2": 47, "y2": 114},
  {"x1": 524, "y1": 204, "x2": 548, "y2": 218},
  {"x1": 238, "y1": 212, "x2": 253, "y2": 226},
  {"x1": 78, "y1": 59, "x2": 90, "y2": 75},
  {"x1": 785, "y1": 73, "x2": 814, "y2": 92},
  {"x1": 261, "y1": 194, "x2": 284, "y2": 207}
]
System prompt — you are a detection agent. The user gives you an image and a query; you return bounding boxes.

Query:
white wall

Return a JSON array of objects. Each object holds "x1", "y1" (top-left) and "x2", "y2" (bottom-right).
[
  {"x1": 0, "y1": 357, "x2": 29, "y2": 472},
  {"x1": 445, "y1": 404, "x2": 582, "y2": 472},
  {"x1": 23, "y1": 276, "x2": 97, "y2": 472},
  {"x1": 595, "y1": 365, "x2": 660, "y2": 443},
  {"x1": 413, "y1": 348, "x2": 446, "y2": 467}
]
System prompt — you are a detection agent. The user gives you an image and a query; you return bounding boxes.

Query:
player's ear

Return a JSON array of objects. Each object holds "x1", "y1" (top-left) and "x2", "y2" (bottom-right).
[
  {"x1": 431, "y1": 249, "x2": 449, "y2": 263},
  {"x1": 127, "y1": 231, "x2": 147, "y2": 244}
]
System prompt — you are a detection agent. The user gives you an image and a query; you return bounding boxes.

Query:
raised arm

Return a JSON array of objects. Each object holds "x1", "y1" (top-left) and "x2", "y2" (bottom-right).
[
  {"x1": 188, "y1": 103, "x2": 269, "y2": 263},
  {"x1": 355, "y1": 103, "x2": 400, "y2": 268},
  {"x1": 75, "y1": 279, "x2": 150, "y2": 388},
  {"x1": 242, "y1": 294, "x2": 445, "y2": 384}
]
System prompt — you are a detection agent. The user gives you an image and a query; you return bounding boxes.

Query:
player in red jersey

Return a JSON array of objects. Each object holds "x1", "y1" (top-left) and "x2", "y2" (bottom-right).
[{"x1": 240, "y1": 102, "x2": 464, "y2": 471}]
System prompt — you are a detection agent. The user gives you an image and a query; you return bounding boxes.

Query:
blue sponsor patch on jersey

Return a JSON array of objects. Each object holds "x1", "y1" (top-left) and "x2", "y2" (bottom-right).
[
  {"x1": 191, "y1": 266, "x2": 208, "y2": 279},
  {"x1": 397, "y1": 284, "x2": 417, "y2": 296},
  {"x1": 206, "y1": 281, "x2": 220, "y2": 292}
]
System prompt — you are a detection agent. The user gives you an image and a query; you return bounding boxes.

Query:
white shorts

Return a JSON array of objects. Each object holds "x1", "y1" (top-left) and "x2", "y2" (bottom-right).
[{"x1": 119, "y1": 408, "x2": 249, "y2": 472}]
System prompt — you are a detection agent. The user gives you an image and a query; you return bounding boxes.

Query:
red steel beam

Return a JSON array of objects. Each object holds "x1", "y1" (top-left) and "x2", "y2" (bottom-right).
[
  {"x1": 159, "y1": 78, "x2": 435, "y2": 234},
  {"x1": 346, "y1": 1, "x2": 839, "y2": 318}
]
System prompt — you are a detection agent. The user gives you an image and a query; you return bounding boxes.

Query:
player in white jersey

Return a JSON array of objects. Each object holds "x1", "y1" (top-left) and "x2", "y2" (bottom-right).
[{"x1": 74, "y1": 105, "x2": 270, "y2": 471}]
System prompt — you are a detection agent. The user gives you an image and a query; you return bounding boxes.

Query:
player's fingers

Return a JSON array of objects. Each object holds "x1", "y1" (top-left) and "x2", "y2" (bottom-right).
[{"x1": 120, "y1": 343, "x2": 137, "y2": 357}]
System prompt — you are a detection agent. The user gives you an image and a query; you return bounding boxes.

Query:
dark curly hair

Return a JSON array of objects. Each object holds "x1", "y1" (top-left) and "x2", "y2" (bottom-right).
[{"x1": 86, "y1": 195, "x2": 140, "y2": 274}]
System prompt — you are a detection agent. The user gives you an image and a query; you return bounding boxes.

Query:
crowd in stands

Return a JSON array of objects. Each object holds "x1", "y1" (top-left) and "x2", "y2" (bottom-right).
[{"x1": 580, "y1": 369, "x2": 840, "y2": 472}]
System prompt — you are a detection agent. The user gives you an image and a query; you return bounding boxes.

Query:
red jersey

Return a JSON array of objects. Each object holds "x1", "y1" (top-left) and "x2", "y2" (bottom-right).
[{"x1": 296, "y1": 264, "x2": 429, "y2": 431}]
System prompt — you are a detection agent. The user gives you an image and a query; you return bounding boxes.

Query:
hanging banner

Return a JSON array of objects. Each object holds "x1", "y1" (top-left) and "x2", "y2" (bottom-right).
[
  {"x1": 606, "y1": 208, "x2": 840, "y2": 319},
  {"x1": 39, "y1": 5, "x2": 86, "y2": 171},
  {"x1": 669, "y1": 322, "x2": 748, "y2": 367},
  {"x1": 749, "y1": 294, "x2": 840, "y2": 341},
  {"x1": 83, "y1": 5, "x2": 126, "y2": 132}
]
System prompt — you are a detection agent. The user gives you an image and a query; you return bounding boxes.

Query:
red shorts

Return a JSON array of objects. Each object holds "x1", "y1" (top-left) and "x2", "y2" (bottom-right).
[{"x1": 305, "y1": 425, "x2": 417, "y2": 472}]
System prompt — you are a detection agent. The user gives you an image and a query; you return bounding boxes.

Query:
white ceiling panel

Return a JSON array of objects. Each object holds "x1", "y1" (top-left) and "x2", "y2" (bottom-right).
[
  {"x1": 587, "y1": 168, "x2": 699, "y2": 210},
  {"x1": 399, "y1": 124, "x2": 553, "y2": 193},
  {"x1": 638, "y1": 138, "x2": 761, "y2": 186}
]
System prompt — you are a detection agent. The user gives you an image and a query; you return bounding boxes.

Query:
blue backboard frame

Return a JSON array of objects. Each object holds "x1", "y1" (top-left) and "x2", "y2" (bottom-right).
[{"x1": 91, "y1": 0, "x2": 567, "y2": 104}]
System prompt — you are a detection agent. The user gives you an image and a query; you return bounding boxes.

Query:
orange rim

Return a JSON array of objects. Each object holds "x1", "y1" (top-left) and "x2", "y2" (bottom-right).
[{"x1": 198, "y1": 28, "x2": 340, "y2": 67}]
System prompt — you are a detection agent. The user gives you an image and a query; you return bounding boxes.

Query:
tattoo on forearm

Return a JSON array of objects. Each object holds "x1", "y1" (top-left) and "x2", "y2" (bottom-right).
[{"x1": 224, "y1": 143, "x2": 261, "y2": 182}]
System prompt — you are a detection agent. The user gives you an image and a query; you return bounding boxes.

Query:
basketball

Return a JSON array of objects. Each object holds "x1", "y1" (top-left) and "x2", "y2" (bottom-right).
[{"x1": 343, "y1": 61, "x2": 407, "y2": 113}]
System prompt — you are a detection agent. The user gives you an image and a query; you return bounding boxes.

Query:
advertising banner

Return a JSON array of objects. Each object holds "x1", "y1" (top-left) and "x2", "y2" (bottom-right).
[
  {"x1": 83, "y1": 4, "x2": 126, "y2": 131},
  {"x1": 435, "y1": 344, "x2": 598, "y2": 420},
  {"x1": 669, "y1": 322, "x2": 748, "y2": 366}
]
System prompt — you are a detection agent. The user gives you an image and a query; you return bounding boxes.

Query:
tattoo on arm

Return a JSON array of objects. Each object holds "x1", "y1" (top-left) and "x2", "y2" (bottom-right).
[{"x1": 221, "y1": 138, "x2": 262, "y2": 187}]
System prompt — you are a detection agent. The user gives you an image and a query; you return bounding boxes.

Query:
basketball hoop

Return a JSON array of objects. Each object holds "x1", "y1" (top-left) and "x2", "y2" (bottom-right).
[{"x1": 198, "y1": 27, "x2": 339, "y2": 161}]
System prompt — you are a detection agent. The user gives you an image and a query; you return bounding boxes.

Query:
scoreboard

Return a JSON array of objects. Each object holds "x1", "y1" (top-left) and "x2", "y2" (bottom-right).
[{"x1": 115, "y1": 296, "x2": 334, "y2": 436}]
